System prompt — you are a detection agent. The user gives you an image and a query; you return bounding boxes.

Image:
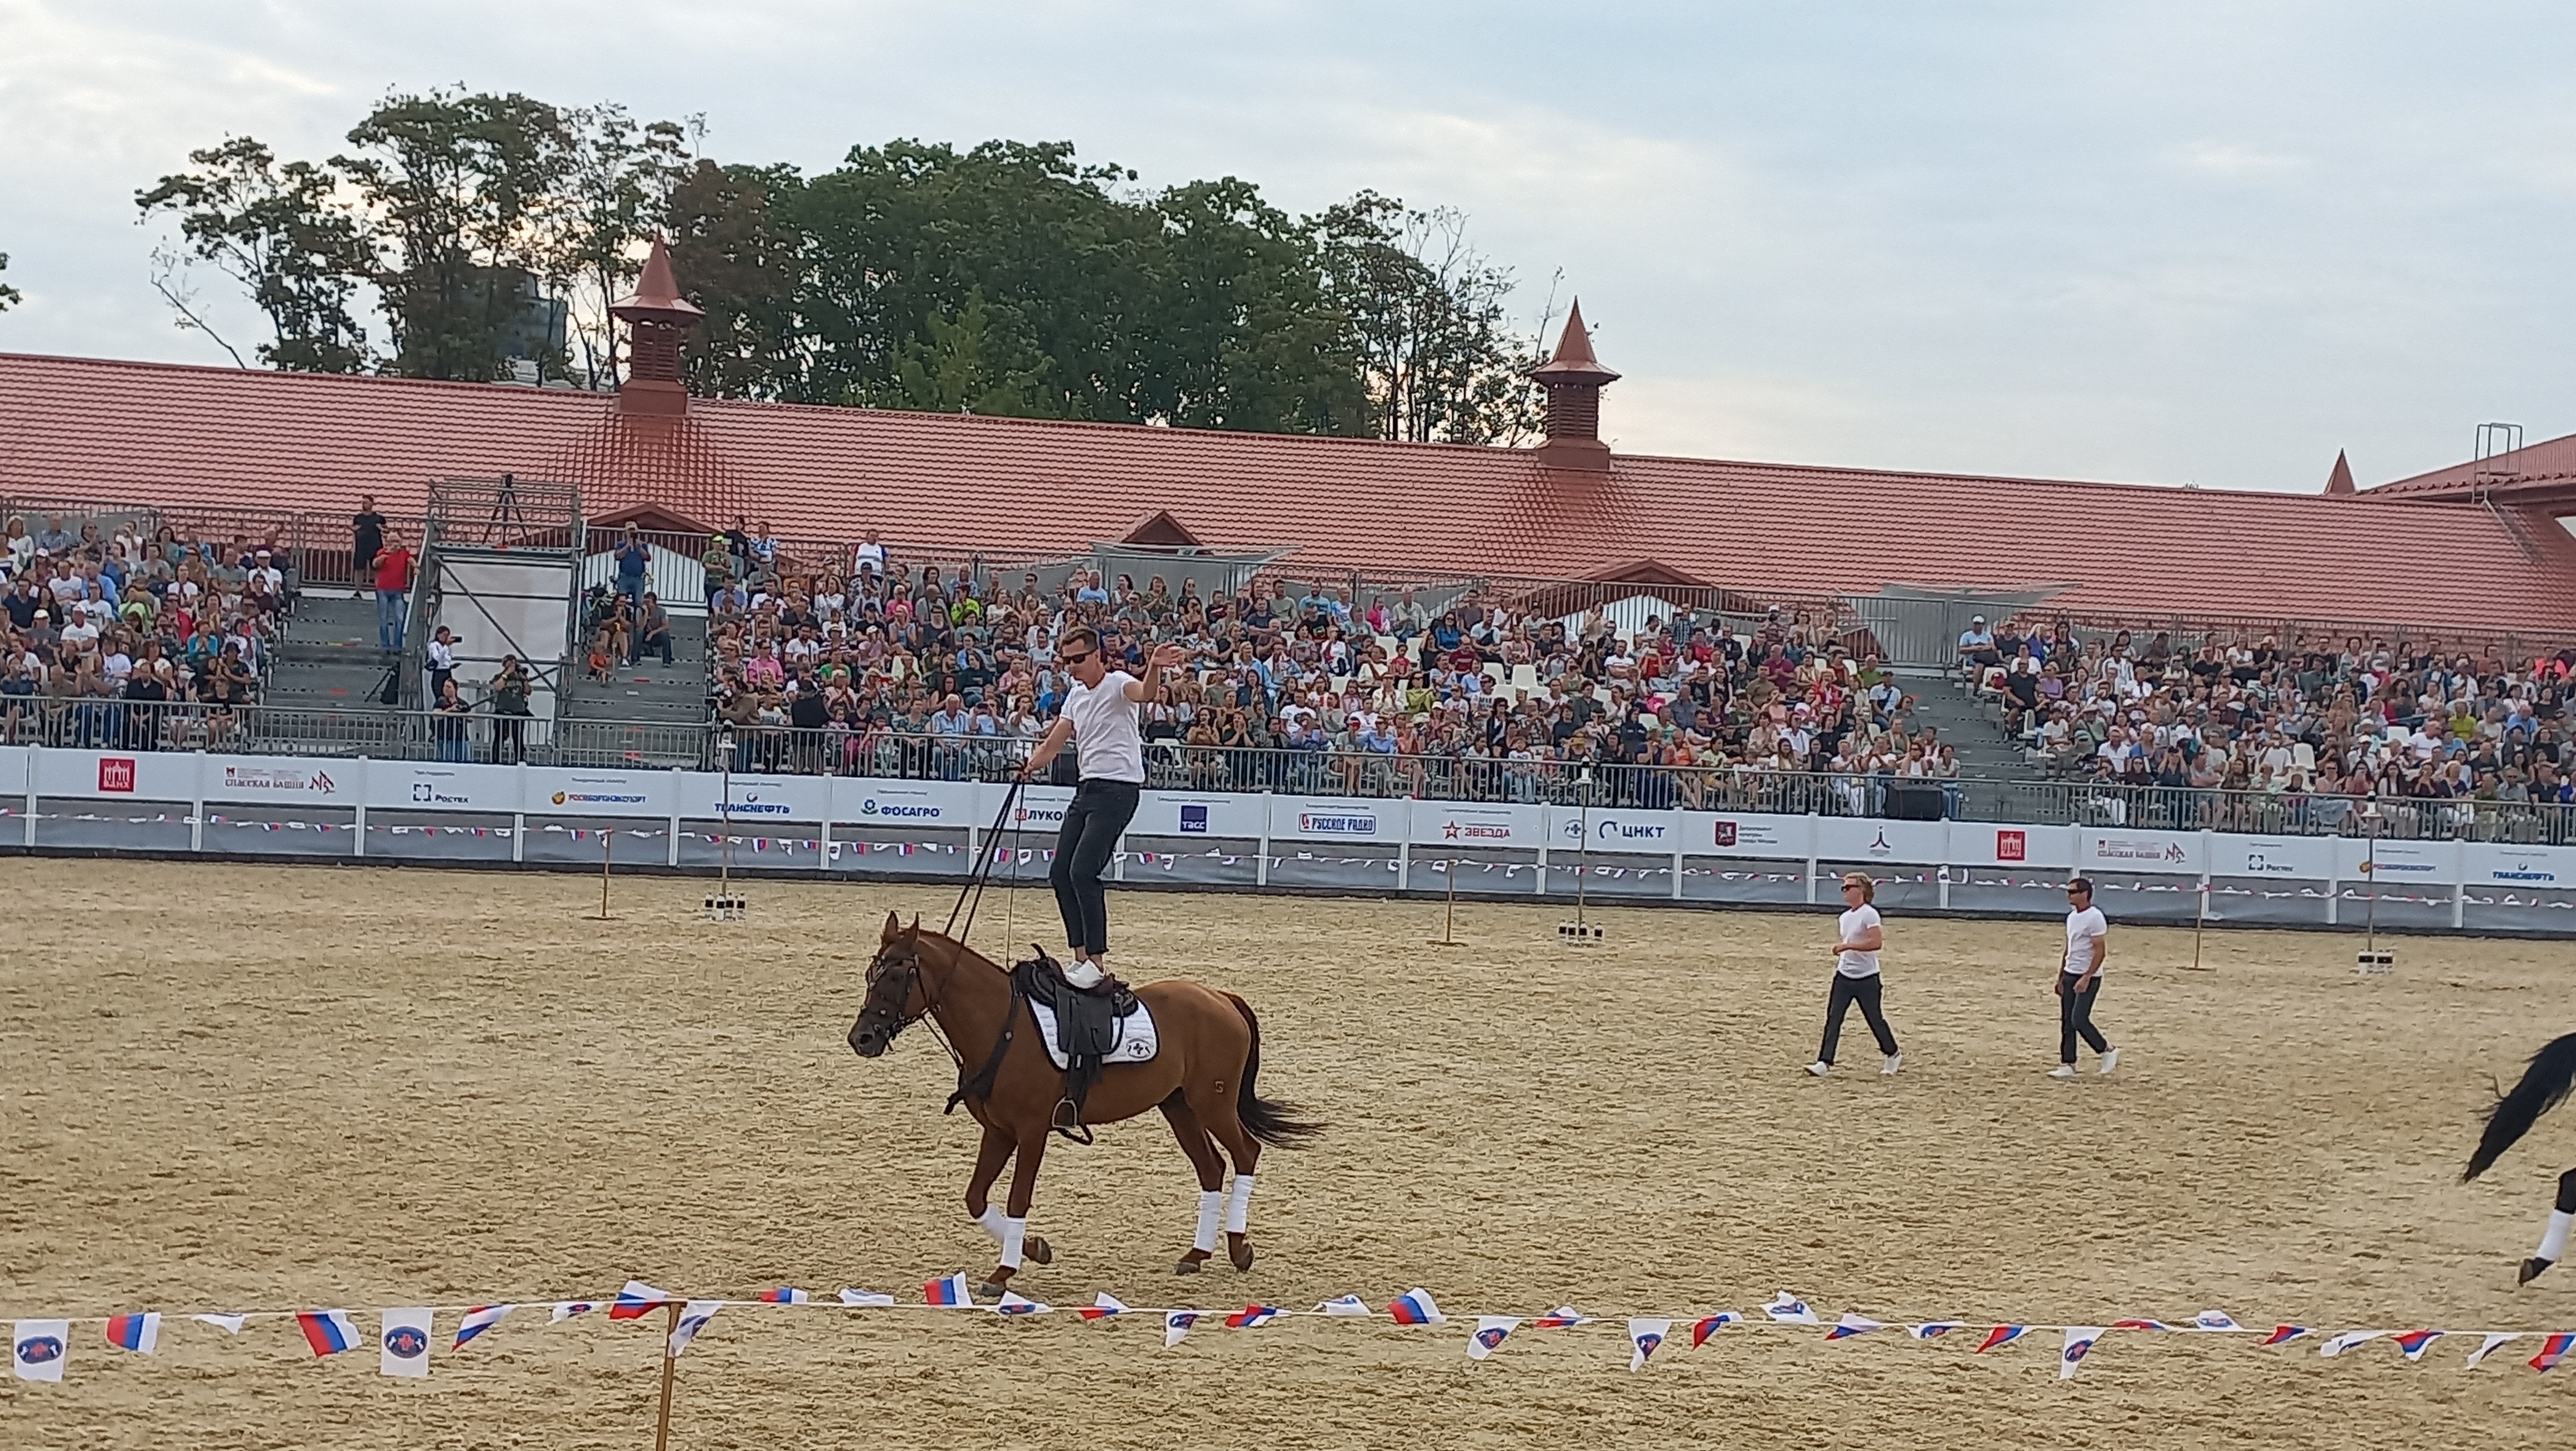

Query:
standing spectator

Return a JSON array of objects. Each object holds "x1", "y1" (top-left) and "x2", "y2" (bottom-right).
[
  {"x1": 701, "y1": 534, "x2": 734, "y2": 613},
  {"x1": 488, "y1": 654, "x2": 533, "y2": 764},
  {"x1": 612, "y1": 525, "x2": 651, "y2": 653},
  {"x1": 1808, "y1": 871, "x2": 1901, "y2": 1077},
  {"x1": 352, "y1": 495, "x2": 386, "y2": 578},
  {"x1": 851, "y1": 528, "x2": 888, "y2": 581},
  {"x1": 423, "y1": 624, "x2": 457, "y2": 704},
  {"x1": 2051, "y1": 878, "x2": 2119, "y2": 1078},
  {"x1": 374, "y1": 532, "x2": 413, "y2": 653},
  {"x1": 431, "y1": 677, "x2": 473, "y2": 763}
]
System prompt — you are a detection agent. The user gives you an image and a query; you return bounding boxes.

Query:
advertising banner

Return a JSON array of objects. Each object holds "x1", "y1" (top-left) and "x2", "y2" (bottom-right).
[
  {"x1": 37, "y1": 748, "x2": 196, "y2": 802},
  {"x1": 369, "y1": 762, "x2": 519, "y2": 812},
  {"x1": 2211, "y1": 834, "x2": 2336, "y2": 881},
  {"x1": 836, "y1": 778, "x2": 977, "y2": 828},
  {"x1": 525, "y1": 767, "x2": 671, "y2": 819},
  {"x1": 203, "y1": 756, "x2": 353, "y2": 805},
  {"x1": 1133, "y1": 790, "x2": 1269, "y2": 840},
  {"x1": 2330, "y1": 835, "x2": 2460, "y2": 886},
  {"x1": 1553, "y1": 807, "x2": 1685, "y2": 854},
  {"x1": 2463, "y1": 842, "x2": 2576, "y2": 889},
  {"x1": 1955, "y1": 823, "x2": 2076, "y2": 869},
  {"x1": 1697, "y1": 812, "x2": 1807, "y2": 857},
  {"x1": 1814, "y1": 816, "x2": 1953, "y2": 865},
  {"x1": 1273, "y1": 795, "x2": 1402, "y2": 844},
  {"x1": 1411, "y1": 800, "x2": 1540, "y2": 848},
  {"x1": 676, "y1": 771, "x2": 828, "y2": 822},
  {"x1": 2080, "y1": 829, "x2": 2203, "y2": 876}
]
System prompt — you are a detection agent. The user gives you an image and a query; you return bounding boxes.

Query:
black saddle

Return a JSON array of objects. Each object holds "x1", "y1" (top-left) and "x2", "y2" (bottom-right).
[{"x1": 1012, "y1": 949, "x2": 1139, "y2": 1142}]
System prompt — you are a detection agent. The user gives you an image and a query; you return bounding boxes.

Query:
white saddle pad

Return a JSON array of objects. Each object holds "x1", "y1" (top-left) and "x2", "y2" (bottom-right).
[{"x1": 1026, "y1": 997, "x2": 1160, "y2": 1071}]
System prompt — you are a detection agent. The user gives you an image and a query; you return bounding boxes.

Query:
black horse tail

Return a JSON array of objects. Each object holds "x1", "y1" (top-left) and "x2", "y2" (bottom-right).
[
  {"x1": 1226, "y1": 993, "x2": 1324, "y2": 1149},
  {"x1": 2465, "y1": 1031, "x2": 2576, "y2": 1182}
]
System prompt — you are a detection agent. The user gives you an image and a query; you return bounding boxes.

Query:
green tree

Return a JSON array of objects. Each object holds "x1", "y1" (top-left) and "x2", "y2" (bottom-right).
[
  {"x1": 133, "y1": 137, "x2": 373, "y2": 371},
  {"x1": 1154, "y1": 177, "x2": 1368, "y2": 435},
  {"x1": 542, "y1": 105, "x2": 694, "y2": 388},
  {"x1": 882, "y1": 289, "x2": 1054, "y2": 415},
  {"x1": 665, "y1": 159, "x2": 808, "y2": 400},
  {"x1": 0, "y1": 252, "x2": 19, "y2": 313},
  {"x1": 334, "y1": 88, "x2": 578, "y2": 380},
  {"x1": 1314, "y1": 191, "x2": 1541, "y2": 445}
]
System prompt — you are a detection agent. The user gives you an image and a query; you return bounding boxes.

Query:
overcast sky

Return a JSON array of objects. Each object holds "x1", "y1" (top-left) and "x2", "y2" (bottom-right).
[{"x1": 6, "y1": 1, "x2": 2573, "y2": 490}]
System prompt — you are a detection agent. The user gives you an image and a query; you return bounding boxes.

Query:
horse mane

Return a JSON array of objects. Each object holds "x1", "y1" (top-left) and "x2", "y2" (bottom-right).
[{"x1": 2465, "y1": 1031, "x2": 2576, "y2": 1181}]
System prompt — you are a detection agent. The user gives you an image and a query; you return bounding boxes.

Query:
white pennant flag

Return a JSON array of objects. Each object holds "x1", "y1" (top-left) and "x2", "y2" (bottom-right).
[
  {"x1": 549, "y1": 1301, "x2": 599, "y2": 1323},
  {"x1": 1466, "y1": 1316, "x2": 1520, "y2": 1361},
  {"x1": 1762, "y1": 1292, "x2": 1819, "y2": 1325},
  {"x1": 13, "y1": 1321, "x2": 69, "y2": 1383},
  {"x1": 1163, "y1": 1311, "x2": 1202, "y2": 1349},
  {"x1": 2191, "y1": 1309, "x2": 2241, "y2": 1332},
  {"x1": 193, "y1": 1313, "x2": 248, "y2": 1335},
  {"x1": 378, "y1": 1308, "x2": 433, "y2": 1379},
  {"x1": 2317, "y1": 1330, "x2": 2387, "y2": 1358},
  {"x1": 2463, "y1": 1332, "x2": 2523, "y2": 1369},
  {"x1": 2060, "y1": 1326, "x2": 2105, "y2": 1380},
  {"x1": 667, "y1": 1301, "x2": 722, "y2": 1357},
  {"x1": 1627, "y1": 1318, "x2": 1671, "y2": 1371},
  {"x1": 1315, "y1": 1294, "x2": 1372, "y2": 1317},
  {"x1": 1906, "y1": 1321, "x2": 1967, "y2": 1340},
  {"x1": 837, "y1": 1289, "x2": 896, "y2": 1308}
]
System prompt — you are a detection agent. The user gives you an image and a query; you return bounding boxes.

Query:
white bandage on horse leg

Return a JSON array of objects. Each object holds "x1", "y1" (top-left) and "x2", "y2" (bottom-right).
[
  {"x1": 976, "y1": 1205, "x2": 1008, "y2": 1242},
  {"x1": 1193, "y1": 1190, "x2": 1225, "y2": 1253},
  {"x1": 1224, "y1": 1173, "x2": 1257, "y2": 1235},
  {"x1": 999, "y1": 1216, "x2": 1029, "y2": 1270},
  {"x1": 2540, "y1": 1209, "x2": 2573, "y2": 1264}
]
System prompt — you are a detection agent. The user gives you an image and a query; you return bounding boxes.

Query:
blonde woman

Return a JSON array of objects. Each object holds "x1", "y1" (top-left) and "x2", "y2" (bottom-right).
[{"x1": 1808, "y1": 871, "x2": 1902, "y2": 1078}]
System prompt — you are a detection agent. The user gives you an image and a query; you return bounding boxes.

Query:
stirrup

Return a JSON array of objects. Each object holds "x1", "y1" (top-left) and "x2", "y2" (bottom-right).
[{"x1": 1050, "y1": 1097, "x2": 1095, "y2": 1145}]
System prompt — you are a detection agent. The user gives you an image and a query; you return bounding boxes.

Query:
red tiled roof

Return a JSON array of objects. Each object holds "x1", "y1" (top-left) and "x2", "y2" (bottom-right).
[
  {"x1": 2369, "y1": 430, "x2": 2576, "y2": 503},
  {"x1": 2, "y1": 350, "x2": 2564, "y2": 632}
]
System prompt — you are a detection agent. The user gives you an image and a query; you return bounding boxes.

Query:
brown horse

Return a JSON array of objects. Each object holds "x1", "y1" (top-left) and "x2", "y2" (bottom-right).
[{"x1": 848, "y1": 913, "x2": 1320, "y2": 1299}]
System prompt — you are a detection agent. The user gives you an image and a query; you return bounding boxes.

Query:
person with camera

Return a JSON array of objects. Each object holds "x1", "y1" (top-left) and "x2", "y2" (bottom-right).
[{"x1": 488, "y1": 654, "x2": 533, "y2": 765}]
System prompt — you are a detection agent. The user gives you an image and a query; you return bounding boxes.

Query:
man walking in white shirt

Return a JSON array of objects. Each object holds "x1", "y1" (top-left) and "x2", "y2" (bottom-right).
[
  {"x1": 2051, "y1": 878, "x2": 2119, "y2": 1078},
  {"x1": 1808, "y1": 871, "x2": 1902, "y2": 1077}
]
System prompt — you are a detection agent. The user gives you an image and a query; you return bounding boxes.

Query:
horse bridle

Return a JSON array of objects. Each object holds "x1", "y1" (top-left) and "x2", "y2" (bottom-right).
[{"x1": 867, "y1": 937, "x2": 959, "y2": 1067}]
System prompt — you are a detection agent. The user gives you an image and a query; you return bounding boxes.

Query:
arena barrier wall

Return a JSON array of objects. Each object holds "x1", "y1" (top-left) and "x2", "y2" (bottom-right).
[{"x1": 6, "y1": 745, "x2": 2574, "y2": 936}]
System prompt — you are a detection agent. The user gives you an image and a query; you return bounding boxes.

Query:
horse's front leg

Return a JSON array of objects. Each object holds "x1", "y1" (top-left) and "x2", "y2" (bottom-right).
[
  {"x1": 965, "y1": 1123, "x2": 1051, "y2": 1269},
  {"x1": 978, "y1": 1131, "x2": 1050, "y2": 1299}
]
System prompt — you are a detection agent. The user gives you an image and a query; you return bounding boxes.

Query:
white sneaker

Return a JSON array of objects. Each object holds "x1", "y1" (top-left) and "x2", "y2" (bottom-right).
[
  {"x1": 2048, "y1": 1064, "x2": 2078, "y2": 1079},
  {"x1": 1882, "y1": 1053, "x2": 1902, "y2": 1077},
  {"x1": 1806, "y1": 1061, "x2": 1832, "y2": 1077},
  {"x1": 2099, "y1": 1046, "x2": 2120, "y2": 1076}
]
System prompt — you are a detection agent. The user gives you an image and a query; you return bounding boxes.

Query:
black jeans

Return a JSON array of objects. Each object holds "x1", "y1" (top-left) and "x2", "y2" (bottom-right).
[
  {"x1": 2058, "y1": 971, "x2": 2108, "y2": 1062},
  {"x1": 1818, "y1": 973, "x2": 1899, "y2": 1064},
  {"x1": 1050, "y1": 777, "x2": 1141, "y2": 957}
]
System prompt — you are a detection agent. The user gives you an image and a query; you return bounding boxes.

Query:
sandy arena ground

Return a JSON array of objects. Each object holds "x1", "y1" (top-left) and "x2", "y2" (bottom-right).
[{"x1": 3, "y1": 858, "x2": 2574, "y2": 1449}]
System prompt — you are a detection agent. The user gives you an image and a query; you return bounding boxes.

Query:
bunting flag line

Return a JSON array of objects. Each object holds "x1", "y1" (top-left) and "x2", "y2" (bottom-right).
[
  {"x1": 2193, "y1": 1310, "x2": 2241, "y2": 1332},
  {"x1": 608, "y1": 1282, "x2": 669, "y2": 1321},
  {"x1": 296, "y1": 1311, "x2": 361, "y2": 1358},
  {"x1": 925, "y1": 1274, "x2": 973, "y2": 1308},
  {"x1": 1388, "y1": 1289, "x2": 1444, "y2": 1326},
  {"x1": 1763, "y1": 1292, "x2": 1819, "y2": 1325},
  {"x1": 994, "y1": 1293, "x2": 1050, "y2": 1317},
  {"x1": 667, "y1": 1302, "x2": 721, "y2": 1358},
  {"x1": 1976, "y1": 1325, "x2": 2028, "y2": 1353},
  {"x1": 757, "y1": 1288, "x2": 810, "y2": 1304},
  {"x1": 379, "y1": 1308, "x2": 433, "y2": 1379},
  {"x1": 1907, "y1": 1322, "x2": 1965, "y2": 1340},
  {"x1": 1531, "y1": 1307, "x2": 1587, "y2": 1330},
  {"x1": 1079, "y1": 1294, "x2": 1128, "y2": 1321},
  {"x1": 104, "y1": 1313, "x2": 160, "y2": 1355},
  {"x1": 2261, "y1": 1325, "x2": 2311, "y2": 1346},
  {"x1": 1628, "y1": 1318, "x2": 1670, "y2": 1371},
  {"x1": 2317, "y1": 1330, "x2": 2387, "y2": 1359},
  {"x1": 2533, "y1": 1333, "x2": 2574, "y2": 1372},
  {"x1": 1226, "y1": 1305, "x2": 1281, "y2": 1330},
  {"x1": 453, "y1": 1305, "x2": 511, "y2": 1350},
  {"x1": 1162, "y1": 1311, "x2": 1199, "y2": 1350},
  {"x1": 1315, "y1": 1295, "x2": 1371, "y2": 1317},
  {"x1": 549, "y1": 1301, "x2": 597, "y2": 1323},
  {"x1": 1467, "y1": 1316, "x2": 1519, "y2": 1362},
  {"x1": 13, "y1": 1321, "x2": 69, "y2": 1383},
  {"x1": 2393, "y1": 1330, "x2": 2443, "y2": 1361},
  {"x1": 1690, "y1": 1312, "x2": 1741, "y2": 1347},
  {"x1": 2110, "y1": 1318, "x2": 2173, "y2": 1332},
  {"x1": 193, "y1": 1314, "x2": 247, "y2": 1335},
  {"x1": 2464, "y1": 1332, "x2": 2522, "y2": 1370},
  {"x1": 1826, "y1": 1314, "x2": 1887, "y2": 1341},
  {"x1": 2060, "y1": 1326, "x2": 2105, "y2": 1380},
  {"x1": 837, "y1": 1289, "x2": 895, "y2": 1308}
]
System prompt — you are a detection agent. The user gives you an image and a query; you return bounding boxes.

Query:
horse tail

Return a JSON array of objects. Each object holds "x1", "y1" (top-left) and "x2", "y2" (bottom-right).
[
  {"x1": 2465, "y1": 1031, "x2": 2576, "y2": 1181},
  {"x1": 1225, "y1": 993, "x2": 1323, "y2": 1149}
]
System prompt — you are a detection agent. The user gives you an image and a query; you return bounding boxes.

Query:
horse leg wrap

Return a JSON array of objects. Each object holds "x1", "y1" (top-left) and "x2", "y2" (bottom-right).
[
  {"x1": 2540, "y1": 1210, "x2": 2573, "y2": 1265},
  {"x1": 1193, "y1": 1190, "x2": 1225, "y2": 1253},
  {"x1": 976, "y1": 1205, "x2": 1009, "y2": 1243},
  {"x1": 1224, "y1": 1174, "x2": 1257, "y2": 1235},
  {"x1": 999, "y1": 1216, "x2": 1030, "y2": 1270}
]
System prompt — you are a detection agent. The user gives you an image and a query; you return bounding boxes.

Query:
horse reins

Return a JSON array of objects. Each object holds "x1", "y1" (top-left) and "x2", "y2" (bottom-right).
[{"x1": 945, "y1": 774, "x2": 1024, "y2": 946}]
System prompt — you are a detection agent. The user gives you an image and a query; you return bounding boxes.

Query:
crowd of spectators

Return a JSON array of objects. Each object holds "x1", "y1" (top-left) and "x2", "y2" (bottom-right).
[
  {"x1": 1961, "y1": 615, "x2": 2576, "y2": 838},
  {"x1": 690, "y1": 527, "x2": 1969, "y2": 813},
  {"x1": 0, "y1": 511, "x2": 282, "y2": 747}
]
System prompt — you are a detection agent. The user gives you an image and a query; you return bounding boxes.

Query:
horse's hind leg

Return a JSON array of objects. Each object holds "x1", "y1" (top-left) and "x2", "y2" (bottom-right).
[
  {"x1": 2524, "y1": 1166, "x2": 2576, "y2": 1284},
  {"x1": 1159, "y1": 1089, "x2": 1227, "y2": 1275}
]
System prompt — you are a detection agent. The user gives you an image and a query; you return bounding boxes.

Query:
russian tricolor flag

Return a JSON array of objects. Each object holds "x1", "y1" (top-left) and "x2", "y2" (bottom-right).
[
  {"x1": 1974, "y1": 1325, "x2": 2027, "y2": 1353},
  {"x1": 1224, "y1": 1304, "x2": 1280, "y2": 1330},
  {"x1": 453, "y1": 1305, "x2": 512, "y2": 1350},
  {"x1": 1531, "y1": 1307, "x2": 1587, "y2": 1330},
  {"x1": 2261, "y1": 1325, "x2": 2311, "y2": 1346},
  {"x1": 2532, "y1": 1333, "x2": 2575, "y2": 1372},
  {"x1": 296, "y1": 1310, "x2": 362, "y2": 1357},
  {"x1": 2393, "y1": 1330, "x2": 2443, "y2": 1361},
  {"x1": 757, "y1": 1288, "x2": 811, "y2": 1304},
  {"x1": 1079, "y1": 1294, "x2": 1127, "y2": 1321},
  {"x1": 1826, "y1": 1314, "x2": 1887, "y2": 1341},
  {"x1": 608, "y1": 1282, "x2": 670, "y2": 1321},
  {"x1": 1387, "y1": 1289, "x2": 1443, "y2": 1326},
  {"x1": 104, "y1": 1313, "x2": 160, "y2": 1355},
  {"x1": 1689, "y1": 1312, "x2": 1740, "y2": 1348},
  {"x1": 925, "y1": 1273, "x2": 973, "y2": 1307},
  {"x1": 2110, "y1": 1318, "x2": 2172, "y2": 1332}
]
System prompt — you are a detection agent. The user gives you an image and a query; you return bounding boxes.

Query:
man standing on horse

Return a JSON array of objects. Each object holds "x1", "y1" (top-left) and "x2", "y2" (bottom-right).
[{"x1": 1023, "y1": 627, "x2": 1189, "y2": 987}]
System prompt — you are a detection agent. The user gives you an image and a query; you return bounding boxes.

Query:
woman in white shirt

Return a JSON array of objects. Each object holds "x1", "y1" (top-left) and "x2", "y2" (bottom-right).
[{"x1": 1808, "y1": 871, "x2": 1902, "y2": 1077}]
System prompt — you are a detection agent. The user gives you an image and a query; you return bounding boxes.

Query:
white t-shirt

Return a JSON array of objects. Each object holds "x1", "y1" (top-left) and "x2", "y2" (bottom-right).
[
  {"x1": 1064, "y1": 670, "x2": 1145, "y2": 783},
  {"x1": 2063, "y1": 905, "x2": 2108, "y2": 976},
  {"x1": 1836, "y1": 904, "x2": 1882, "y2": 978}
]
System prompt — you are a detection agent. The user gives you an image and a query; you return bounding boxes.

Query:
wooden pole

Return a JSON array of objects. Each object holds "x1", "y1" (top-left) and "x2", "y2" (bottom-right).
[
  {"x1": 1428, "y1": 859, "x2": 1464, "y2": 947},
  {"x1": 591, "y1": 822, "x2": 616, "y2": 921},
  {"x1": 652, "y1": 1300, "x2": 680, "y2": 1451},
  {"x1": 2189, "y1": 879, "x2": 2208, "y2": 971}
]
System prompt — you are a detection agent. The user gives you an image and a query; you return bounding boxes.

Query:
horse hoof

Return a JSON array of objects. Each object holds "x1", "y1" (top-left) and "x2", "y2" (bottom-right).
[
  {"x1": 1230, "y1": 1242, "x2": 1255, "y2": 1271},
  {"x1": 978, "y1": 1282, "x2": 1009, "y2": 1301},
  {"x1": 2520, "y1": 1256, "x2": 2555, "y2": 1286},
  {"x1": 1026, "y1": 1235, "x2": 1053, "y2": 1267},
  {"x1": 1174, "y1": 1258, "x2": 1203, "y2": 1275}
]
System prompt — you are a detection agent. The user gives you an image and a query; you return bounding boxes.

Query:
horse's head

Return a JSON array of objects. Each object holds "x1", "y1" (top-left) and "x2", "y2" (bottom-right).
[{"x1": 850, "y1": 911, "x2": 934, "y2": 1058}]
